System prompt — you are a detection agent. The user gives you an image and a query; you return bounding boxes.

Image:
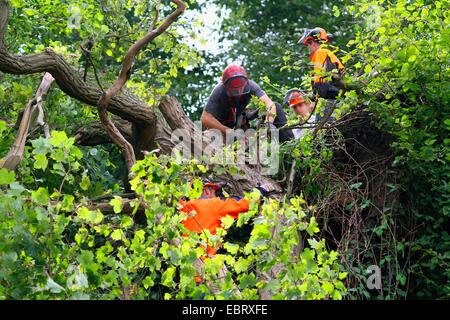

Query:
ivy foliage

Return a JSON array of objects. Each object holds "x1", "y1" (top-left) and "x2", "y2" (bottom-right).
[{"x1": 338, "y1": 0, "x2": 449, "y2": 299}]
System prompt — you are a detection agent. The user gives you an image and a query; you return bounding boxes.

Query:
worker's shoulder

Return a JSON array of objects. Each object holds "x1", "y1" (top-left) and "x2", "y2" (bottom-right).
[
  {"x1": 209, "y1": 82, "x2": 227, "y2": 98},
  {"x1": 189, "y1": 197, "x2": 226, "y2": 205},
  {"x1": 312, "y1": 47, "x2": 333, "y2": 59}
]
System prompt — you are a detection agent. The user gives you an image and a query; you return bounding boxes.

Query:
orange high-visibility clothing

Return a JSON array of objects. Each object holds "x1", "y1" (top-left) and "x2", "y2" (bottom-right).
[
  {"x1": 309, "y1": 47, "x2": 344, "y2": 100},
  {"x1": 179, "y1": 196, "x2": 251, "y2": 283},
  {"x1": 179, "y1": 196, "x2": 250, "y2": 256},
  {"x1": 310, "y1": 47, "x2": 344, "y2": 84}
]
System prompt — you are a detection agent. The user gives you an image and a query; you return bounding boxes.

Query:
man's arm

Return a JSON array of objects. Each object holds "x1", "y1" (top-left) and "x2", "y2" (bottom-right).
[
  {"x1": 259, "y1": 94, "x2": 277, "y2": 123},
  {"x1": 201, "y1": 110, "x2": 231, "y2": 134}
]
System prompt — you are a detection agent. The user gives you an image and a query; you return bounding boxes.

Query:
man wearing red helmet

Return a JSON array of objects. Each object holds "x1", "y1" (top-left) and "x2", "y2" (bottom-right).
[
  {"x1": 200, "y1": 64, "x2": 294, "y2": 142},
  {"x1": 298, "y1": 28, "x2": 344, "y2": 122}
]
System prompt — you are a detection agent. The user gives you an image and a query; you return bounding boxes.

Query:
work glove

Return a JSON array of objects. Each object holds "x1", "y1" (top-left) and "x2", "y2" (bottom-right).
[{"x1": 245, "y1": 109, "x2": 260, "y2": 122}]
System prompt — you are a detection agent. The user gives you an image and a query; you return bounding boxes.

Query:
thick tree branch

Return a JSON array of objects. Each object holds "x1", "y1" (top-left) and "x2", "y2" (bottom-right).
[
  {"x1": 0, "y1": 0, "x2": 156, "y2": 127},
  {"x1": 0, "y1": 0, "x2": 8, "y2": 44},
  {"x1": 97, "y1": 0, "x2": 186, "y2": 172},
  {"x1": 0, "y1": 48, "x2": 156, "y2": 126}
]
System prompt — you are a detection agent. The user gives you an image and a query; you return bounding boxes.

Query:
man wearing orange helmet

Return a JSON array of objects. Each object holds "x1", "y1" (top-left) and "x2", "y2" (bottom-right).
[
  {"x1": 179, "y1": 177, "x2": 271, "y2": 258},
  {"x1": 200, "y1": 64, "x2": 294, "y2": 142},
  {"x1": 177, "y1": 177, "x2": 272, "y2": 294},
  {"x1": 298, "y1": 27, "x2": 344, "y2": 122},
  {"x1": 283, "y1": 89, "x2": 316, "y2": 139}
]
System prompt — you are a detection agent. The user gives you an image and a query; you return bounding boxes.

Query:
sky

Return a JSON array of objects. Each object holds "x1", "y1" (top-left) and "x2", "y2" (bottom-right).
[{"x1": 181, "y1": 1, "x2": 234, "y2": 56}]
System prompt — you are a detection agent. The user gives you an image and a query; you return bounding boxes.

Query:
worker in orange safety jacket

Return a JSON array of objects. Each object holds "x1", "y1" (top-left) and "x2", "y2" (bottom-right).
[
  {"x1": 297, "y1": 27, "x2": 344, "y2": 122},
  {"x1": 177, "y1": 177, "x2": 272, "y2": 293},
  {"x1": 178, "y1": 178, "x2": 270, "y2": 257}
]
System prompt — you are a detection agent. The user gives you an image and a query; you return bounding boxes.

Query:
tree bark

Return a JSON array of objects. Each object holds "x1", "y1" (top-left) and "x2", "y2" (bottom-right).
[
  {"x1": 96, "y1": 0, "x2": 186, "y2": 172},
  {"x1": 0, "y1": 0, "x2": 188, "y2": 172}
]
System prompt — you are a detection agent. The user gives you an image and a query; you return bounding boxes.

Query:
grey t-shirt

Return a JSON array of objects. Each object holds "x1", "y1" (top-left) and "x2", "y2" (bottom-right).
[{"x1": 204, "y1": 80, "x2": 266, "y2": 127}]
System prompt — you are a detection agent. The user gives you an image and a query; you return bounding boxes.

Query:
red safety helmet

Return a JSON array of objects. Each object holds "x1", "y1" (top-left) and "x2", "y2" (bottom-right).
[
  {"x1": 297, "y1": 27, "x2": 330, "y2": 45},
  {"x1": 222, "y1": 64, "x2": 250, "y2": 97}
]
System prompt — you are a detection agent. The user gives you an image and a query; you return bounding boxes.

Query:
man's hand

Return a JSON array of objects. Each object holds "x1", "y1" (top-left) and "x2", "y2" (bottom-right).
[
  {"x1": 201, "y1": 110, "x2": 231, "y2": 134},
  {"x1": 259, "y1": 94, "x2": 277, "y2": 123}
]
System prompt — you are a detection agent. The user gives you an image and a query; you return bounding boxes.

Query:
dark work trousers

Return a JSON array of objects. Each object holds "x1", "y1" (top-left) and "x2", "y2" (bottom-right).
[{"x1": 272, "y1": 102, "x2": 294, "y2": 143}]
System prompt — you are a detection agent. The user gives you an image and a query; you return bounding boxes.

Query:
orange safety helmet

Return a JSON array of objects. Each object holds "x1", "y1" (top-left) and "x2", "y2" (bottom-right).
[
  {"x1": 283, "y1": 89, "x2": 311, "y2": 106},
  {"x1": 190, "y1": 177, "x2": 226, "y2": 192},
  {"x1": 297, "y1": 27, "x2": 330, "y2": 45}
]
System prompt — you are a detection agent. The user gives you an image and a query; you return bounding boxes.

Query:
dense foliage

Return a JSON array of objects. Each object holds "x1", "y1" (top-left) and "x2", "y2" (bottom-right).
[
  {"x1": 344, "y1": 0, "x2": 449, "y2": 298},
  {"x1": 0, "y1": 0, "x2": 448, "y2": 300},
  {"x1": 0, "y1": 135, "x2": 346, "y2": 299},
  {"x1": 277, "y1": 0, "x2": 449, "y2": 299}
]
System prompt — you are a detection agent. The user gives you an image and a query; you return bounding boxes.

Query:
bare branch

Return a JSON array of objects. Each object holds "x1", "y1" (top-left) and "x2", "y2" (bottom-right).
[
  {"x1": 0, "y1": 72, "x2": 55, "y2": 171},
  {"x1": 97, "y1": 0, "x2": 187, "y2": 172}
]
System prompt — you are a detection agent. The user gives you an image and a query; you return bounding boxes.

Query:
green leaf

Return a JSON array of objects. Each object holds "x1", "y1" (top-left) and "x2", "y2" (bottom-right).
[
  {"x1": 31, "y1": 187, "x2": 49, "y2": 205},
  {"x1": 77, "y1": 250, "x2": 95, "y2": 269},
  {"x1": 339, "y1": 272, "x2": 348, "y2": 280},
  {"x1": 121, "y1": 215, "x2": 133, "y2": 228},
  {"x1": 80, "y1": 172, "x2": 90, "y2": 191},
  {"x1": 77, "y1": 206, "x2": 104, "y2": 224},
  {"x1": 8, "y1": 181, "x2": 25, "y2": 196},
  {"x1": 220, "y1": 215, "x2": 235, "y2": 229},
  {"x1": 31, "y1": 137, "x2": 52, "y2": 155},
  {"x1": 62, "y1": 194, "x2": 74, "y2": 211},
  {"x1": 161, "y1": 266, "x2": 176, "y2": 287},
  {"x1": 235, "y1": 257, "x2": 250, "y2": 273},
  {"x1": 306, "y1": 217, "x2": 320, "y2": 236},
  {"x1": 0, "y1": 168, "x2": 15, "y2": 184},
  {"x1": 46, "y1": 278, "x2": 65, "y2": 294},
  {"x1": 143, "y1": 276, "x2": 154, "y2": 289},
  {"x1": 111, "y1": 229, "x2": 122, "y2": 241},
  {"x1": 265, "y1": 279, "x2": 280, "y2": 291},
  {"x1": 322, "y1": 282, "x2": 334, "y2": 294},
  {"x1": 33, "y1": 154, "x2": 48, "y2": 170},
  {"x1": 49, "y1": 130, "x2": 69, "y2": 147},
  {"x1": 25, "y1": 9, "x2": 36, "y2": 16},
  {"x1": 223, "y1": 242, "x2": 239, "y2": 255},
  {"x1": 109, "y1": 197, "x2": 123, "y2": 214}
]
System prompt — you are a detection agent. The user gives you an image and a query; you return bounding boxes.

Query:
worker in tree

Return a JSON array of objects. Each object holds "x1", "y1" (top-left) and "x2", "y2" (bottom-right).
[
  {"x1": 177, "y1": 177, "x2": 272, "y2": 294},
  {"x1": 179, "y1": 177, "x2": 270, "y2": 257},
  {"x1": 283, "y1": 89, "x2": 316, "y2": 139},
  {"x1": 200, "y1": 64, "x2": 294, "y2": 143},
  {"x1": 297, "y1": 27, "x2": 344, "y2": 122}
]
